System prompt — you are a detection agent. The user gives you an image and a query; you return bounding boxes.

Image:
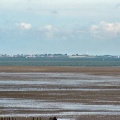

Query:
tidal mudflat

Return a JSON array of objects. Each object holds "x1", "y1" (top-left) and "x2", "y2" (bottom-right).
[{"x1": 0, "y1": 68, "x2": 120, "y2": 119}]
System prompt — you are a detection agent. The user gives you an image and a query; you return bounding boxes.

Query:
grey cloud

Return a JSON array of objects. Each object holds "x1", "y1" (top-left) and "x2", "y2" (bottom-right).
[
  {"x1": 50, "y1": 10, "x2": 59, "y2": 14},
  {"x1": 115, "y1": 3, "x2": 120, "y2": 8}
]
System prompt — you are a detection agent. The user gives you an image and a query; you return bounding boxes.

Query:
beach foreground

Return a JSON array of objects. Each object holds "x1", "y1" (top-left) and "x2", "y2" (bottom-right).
[
  {"x1": 0, "y1": 115, "x2": 120, "y2": 120},
  {"x1": 0, "y1": 66, "x2": 120, "y2": 120},
  {"x1": 0, "y1": 66, "x2": 120, "y2": 75}
]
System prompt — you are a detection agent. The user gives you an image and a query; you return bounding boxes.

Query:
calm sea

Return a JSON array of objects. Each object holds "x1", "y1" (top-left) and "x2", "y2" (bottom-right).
[{"x1": 0, "y1": 57, "x2": 120, "y2": 66}]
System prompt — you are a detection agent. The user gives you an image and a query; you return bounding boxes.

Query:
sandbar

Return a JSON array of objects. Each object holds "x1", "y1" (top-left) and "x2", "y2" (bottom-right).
[{"x1": 0, "y1": 66, "x2": 120, "y2": 76}]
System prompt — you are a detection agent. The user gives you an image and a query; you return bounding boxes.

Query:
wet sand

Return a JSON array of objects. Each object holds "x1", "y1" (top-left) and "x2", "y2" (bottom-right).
[
  {"x1": 0, "y1": 67, "x2": 120, "y2": 119},
  {"x1": 0, "y1": 66, "x2": 120, "y2": 75}
]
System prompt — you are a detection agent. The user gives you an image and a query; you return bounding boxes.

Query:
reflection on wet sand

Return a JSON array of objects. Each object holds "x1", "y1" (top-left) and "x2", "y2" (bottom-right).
[{"x1": 0, "y1": 73, "x2": 120, "y2": 119}]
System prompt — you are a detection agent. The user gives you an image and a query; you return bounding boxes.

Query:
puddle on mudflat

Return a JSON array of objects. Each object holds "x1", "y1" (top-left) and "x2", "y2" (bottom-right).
[
  {"x1": 0, "y1": 72, "x2": 120, "y2": 118},
  {"x1": 1, "y1": 88, "x2": 120, "y2": 92},
  {"x1": 0, "y1": 98, "x2": 120, "y2": 111}
]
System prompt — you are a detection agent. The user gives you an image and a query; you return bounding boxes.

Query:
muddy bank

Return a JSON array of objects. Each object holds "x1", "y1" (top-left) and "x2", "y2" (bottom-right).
[
  {"x1": 0, "y1": 72, "x2": 120, "y2": 119},
  {"x1": 0, "y1": 66, "x2": 120, "y2": 76}
]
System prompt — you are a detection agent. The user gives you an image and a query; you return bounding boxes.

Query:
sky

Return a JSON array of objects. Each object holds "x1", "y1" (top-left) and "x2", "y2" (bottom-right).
[{"x1": 0, "y1": 0, "x2": 120, "y2": 55}]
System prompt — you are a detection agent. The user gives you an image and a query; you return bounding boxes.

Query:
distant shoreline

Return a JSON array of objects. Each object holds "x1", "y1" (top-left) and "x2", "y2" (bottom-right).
[{"x1": 0, "y1": 66, "x2": 120, "y2": 76}]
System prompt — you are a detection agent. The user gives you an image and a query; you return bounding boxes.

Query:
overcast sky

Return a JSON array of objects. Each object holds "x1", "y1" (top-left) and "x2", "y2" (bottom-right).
[{"x1": 0, "y1": 0, "x2": 120, "y2": 55}]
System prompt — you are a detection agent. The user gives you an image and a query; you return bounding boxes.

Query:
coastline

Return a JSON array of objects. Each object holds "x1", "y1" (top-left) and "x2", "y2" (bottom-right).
[{"x1": 0, "y1": 66, "x2": 120, "y2": 75}]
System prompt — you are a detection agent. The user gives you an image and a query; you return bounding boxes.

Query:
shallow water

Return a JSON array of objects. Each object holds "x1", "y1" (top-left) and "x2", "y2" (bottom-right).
[
  {"x1": 0, "y1": 73, "x2": 120, "y2": 118},
  {"x1": 0, "y1": 98, "x2": 120, "y2": 111}
]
